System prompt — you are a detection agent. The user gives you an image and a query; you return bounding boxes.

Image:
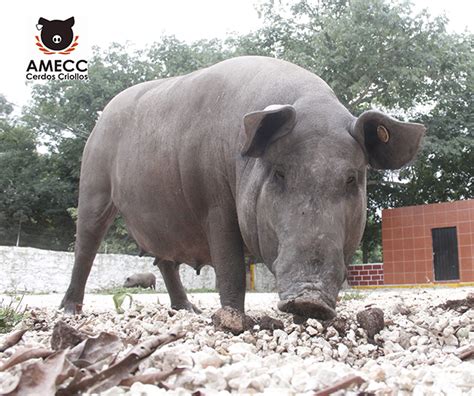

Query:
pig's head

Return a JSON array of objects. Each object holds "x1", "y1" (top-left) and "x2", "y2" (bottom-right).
[
  {"x1": 37, "y1": 17, "x2": 75, "y2": 51},
  {"x1": 237, "y1": 102, "x2": 425, "y2": 320},
  {"x1": 123, "y1": 276, "x2": 136, "y2": 288}
]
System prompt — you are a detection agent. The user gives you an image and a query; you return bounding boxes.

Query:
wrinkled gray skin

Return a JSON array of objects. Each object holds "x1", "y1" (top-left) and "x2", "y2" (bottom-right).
[
  {"x1": 61, "y1": 56, "x2": 425, "y2": 319},
  {"x1": 123, "y1": 272, "x2": 156, "y2": 289}
]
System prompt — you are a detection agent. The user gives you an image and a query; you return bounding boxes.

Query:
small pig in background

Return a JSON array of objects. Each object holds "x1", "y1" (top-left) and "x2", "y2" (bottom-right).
[{"x1": 123, "y1": 272, "x2": 156, "y2": 290}]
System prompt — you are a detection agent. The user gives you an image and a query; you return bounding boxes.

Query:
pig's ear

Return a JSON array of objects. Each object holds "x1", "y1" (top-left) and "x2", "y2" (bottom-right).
[
  {"x1": 65, "y1": 17, "x2": 75, "y2": 27},
  {"x1": 37, "y1": 17, "x2": 49, "y2": 30},
  {"x1": 242, "y1": 104, "x2": 296, "y2": 157},
  {"x1": 350, "y1": 110, "x2": 426, "y2": 170}
]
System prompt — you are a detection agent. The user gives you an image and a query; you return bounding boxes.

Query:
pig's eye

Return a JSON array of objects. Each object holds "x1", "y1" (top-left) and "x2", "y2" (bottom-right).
[
  {"x1": 273, "y1": 168, "x2": 285, "y2": 182},
  {"x1": 346, "y1": 176, "x2": 356, "y2": 185}
]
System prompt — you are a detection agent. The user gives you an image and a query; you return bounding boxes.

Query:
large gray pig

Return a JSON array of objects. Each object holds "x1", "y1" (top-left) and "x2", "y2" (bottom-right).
[{"x1": 61, "y1": 56, "x2": 424, "y2": 319}]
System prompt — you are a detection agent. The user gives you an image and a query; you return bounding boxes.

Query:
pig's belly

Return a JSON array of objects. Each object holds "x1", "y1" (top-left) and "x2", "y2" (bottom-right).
[{"x1": 113, "y1": 191, "x2": 212, "y2": 265}]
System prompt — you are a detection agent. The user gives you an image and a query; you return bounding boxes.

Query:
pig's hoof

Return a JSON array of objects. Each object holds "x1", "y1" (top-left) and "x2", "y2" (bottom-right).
[
  {"x1": 212, "y1": 306, "x2": 256, "y2": 335},
  {"x1": 60, "y1": 301, "x2": 83, "y2": 315},
  {"x1": 278, "y1": 296, "x2": 336, "y2": 320},
  {"x1": 190, "y1": 304, "x2": 202, "y2": 314},
  {"x1": 171, "y1": 301, "x2": 202, "y2": 314},
  {"x1": 257, "y1": 315, "x2": 284, "y2": 331}
]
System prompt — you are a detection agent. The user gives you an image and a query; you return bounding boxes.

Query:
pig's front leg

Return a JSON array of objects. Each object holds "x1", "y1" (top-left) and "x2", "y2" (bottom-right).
[{"x1": 206, "y1": 207, "x2": 246, "y2": 311}]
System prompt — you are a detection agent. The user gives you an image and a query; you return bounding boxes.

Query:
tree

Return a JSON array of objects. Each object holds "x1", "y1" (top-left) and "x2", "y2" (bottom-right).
[{"x1": 0, "y1": 95, "x2": 75, "y2": 249}]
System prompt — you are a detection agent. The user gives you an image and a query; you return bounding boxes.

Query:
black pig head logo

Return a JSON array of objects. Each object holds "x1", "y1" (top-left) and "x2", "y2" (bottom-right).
[{"x1": 36, "y1": 17, "x2": 77, "y2": 53}]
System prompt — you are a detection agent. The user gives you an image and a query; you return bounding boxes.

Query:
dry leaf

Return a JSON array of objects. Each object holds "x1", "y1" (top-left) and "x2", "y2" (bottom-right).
[
  {"x1": 3, "y1": 349, "x2": 70, "y2": 396},
  {"x1": 119, "y1": 367, "x2": 185, "y2": 387},
  {"x1": 0, "y1": 329, "x2": 28, "y2": 353},
  {"x1": 0, "y1": 347, "x2": 53, "y2": 372},
  {"x1": 314, "y1": 374, "x2": 365, "y2": 396},
  {"x1": 457, "y1": 345, "x2": 474, "y2": 361},
  {"x1": 67, "y1": 332, "x2": 122, "y2": 366},
  {"x1": 50, "y1": 321, "x2": 87, "y2": 350},
  {"x1": 61, "y1": 329, "x2": 185, "y2": 395}
]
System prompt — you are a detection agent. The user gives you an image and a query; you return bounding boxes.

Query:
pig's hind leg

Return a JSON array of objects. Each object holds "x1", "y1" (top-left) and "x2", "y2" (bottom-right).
[
  {"x1": 156, "y1": 259, "x2": 201, "y2": 313},
  {"x1": 60, "y1": 179, "x2": 118, "y2": 314}
]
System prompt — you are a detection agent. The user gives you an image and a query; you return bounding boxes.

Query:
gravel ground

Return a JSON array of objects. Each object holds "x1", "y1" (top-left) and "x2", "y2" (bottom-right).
[{"x1": 1, "y1": 287, "x2": 473, "y2": 395}]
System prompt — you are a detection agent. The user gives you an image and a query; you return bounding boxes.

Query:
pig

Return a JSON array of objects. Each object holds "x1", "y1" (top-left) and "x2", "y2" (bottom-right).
[
  {"x1": 123, "y1": 272, "x2": 156, "y2": 289},
  {"x1": 37, "y1": 17, "x2": 75, "y2": 51},
  {"x1": 61, "y1": 56, "x2": 424, "y2": 319}
]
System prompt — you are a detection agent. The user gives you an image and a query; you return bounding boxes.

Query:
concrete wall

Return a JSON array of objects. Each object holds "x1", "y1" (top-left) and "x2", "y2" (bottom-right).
[{"x1": 0, "y1": 246, "x2": 276, "y2": 294}]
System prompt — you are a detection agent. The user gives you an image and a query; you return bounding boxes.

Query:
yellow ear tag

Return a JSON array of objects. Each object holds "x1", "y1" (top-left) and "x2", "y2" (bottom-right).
[{"x1": 377, "y1": 125, "x2": 390, "y2": 143}]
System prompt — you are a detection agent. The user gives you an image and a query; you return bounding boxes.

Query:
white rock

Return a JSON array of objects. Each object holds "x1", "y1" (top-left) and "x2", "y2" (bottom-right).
[
  {"x1": 326, "y1": 326, "x2": 339, "y2": 338},
  {"x1": 346, "y1": 329, "x2": 357, "y2": 345},
  {"x1": 291, "y1": 370, "x2": 310, "y2": 392},
  {"x1": 441, "y1": 355, "x2": 461, "y2": 367},
  {"x1": 307, "y1": 318, "x2": 324, "y2": 332},
  {"x1": 273, "y1": 329, "x2": 288, "y2": 342},
  {"x1": 272, "y1": 366, "x2": 294, "y2": 386},
  {"x1": 193, "y1": 347, "x2": 225, "y2": 368},
  {"x1": 139, "y1": 321, "x2": 161, "y2": 334},
  {"x1": 416, "y1": 335, "x2": 429, "y2": 345},
  {"x1": 306, "y1": 326, "x2": 318, "y2": 336},
  {"x1": 287, "y1": 331, "x2": 299, "y2": 345},
  {"x1": 268, "y1": 340, "x2": 277, "y2": 350},
  {"x1": 296, "y1": 346, "x2": 312, "y2": 358},
  {"x1": 129, "y1": 382, "x2": 167, "y2": 395},
  {"x1": 398, "y1": 375, "x2": 415, "y2": 391},
  {"x1": 249, "y1": 374, "x2": 271, "y2": 392},
  {"x1": 434, "y1": 318, "x2": 449, "y2": 332},
  {"x1": 202, "y1": 369, "x2": 228, "y2": 391},
  {"x1": 443, "y1": 326, "x2": 455, "y2": 337},
  {"x1": 444, "y1": 334, "x2": 459, "y2": 347},
  {"x1": 455, "y1": 326, "x2": 469, "y2": 339},
  {"x1": 228, "y1": 375, "x2": 251, "y2": 391},
  {"x1": 357, "y1": 343, "x2": 376, "y2": 355},
  {"x1": 322, "y1": 345, "x2": 333, "y2": 359},
  {"x1": 228, "y1": 342, "x2": 256, "y2": 355},
  {"x1": 337, "y1": 343, "x2": 349, "y2": 360}
]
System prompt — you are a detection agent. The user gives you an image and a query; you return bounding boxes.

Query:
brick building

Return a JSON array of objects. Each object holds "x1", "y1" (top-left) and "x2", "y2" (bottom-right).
[
  {"x1": 347, "y1": 263, "x2": 384, "y2": 286},
  {"x1": 382, "y1": 199, "x2": 474, "y2": 285},
  {"x1": 347, "y1": 199, "x2": 473, "y2": 287}
]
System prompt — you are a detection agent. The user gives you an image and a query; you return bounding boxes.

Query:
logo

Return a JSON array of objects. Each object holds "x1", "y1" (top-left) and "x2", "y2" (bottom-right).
[
  {"x1": 26, "y1": 16, "x2": 88, "y2": 82},
  {"x1": 35, "y1": 17, "x2": 79, "y2": 55}
]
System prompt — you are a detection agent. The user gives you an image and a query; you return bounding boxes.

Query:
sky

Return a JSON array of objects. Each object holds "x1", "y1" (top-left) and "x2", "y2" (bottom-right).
[{"x1": 1, "y1": 0, "x2": 472, "y2": 108}]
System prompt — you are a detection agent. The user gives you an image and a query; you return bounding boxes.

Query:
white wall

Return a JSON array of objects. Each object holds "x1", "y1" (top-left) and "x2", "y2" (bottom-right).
[{"x1": 0, "y1": 246, "x2": 276, "y2": 294}]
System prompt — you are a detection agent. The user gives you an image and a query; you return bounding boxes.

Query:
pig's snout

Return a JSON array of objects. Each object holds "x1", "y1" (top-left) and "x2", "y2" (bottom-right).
[
  {"x1": 277, "y1": 287, "x2": 337, "y2": 320},
  {"x1": 123, "y1": 277, "x2": 133, "y2": 287},
  {"x1": 52, "y1": 35, "x2": 62, "y2": 44}
]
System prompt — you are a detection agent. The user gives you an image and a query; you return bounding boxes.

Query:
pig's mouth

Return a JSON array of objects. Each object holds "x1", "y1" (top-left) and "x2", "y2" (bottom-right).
[{"x1": 277, "y1": 290, "x2": 336, "y2": 320}]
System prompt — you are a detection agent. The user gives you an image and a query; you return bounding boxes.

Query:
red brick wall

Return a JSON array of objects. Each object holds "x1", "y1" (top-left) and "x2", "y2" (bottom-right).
[
  {"x1": 382, "y1": 199, "x2": 474, "y2": 285},
  {"x1": 347, "y1": 263, "x2": 384, "y2": 286}
]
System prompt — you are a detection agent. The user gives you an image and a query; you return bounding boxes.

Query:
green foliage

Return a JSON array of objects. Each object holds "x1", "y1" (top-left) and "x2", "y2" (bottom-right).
[
  {"x1": 0, "y1": 295, "x2": 27, "y2": 333},
  {"x1": 96, "y1": 286, "x2": 157, "y2": 295},
  {"x1": 0, "y1": 101, "x2": 74, "y2": 248},
  {"x1": 340, "y1": 290, "x2": 366, "y2": 301},
  {"x1": 112, "y1": 292, "x2": 133, "y2": 314},
  {"x1": 185, "y1": 288, "x2": 217, "y2": 293}
]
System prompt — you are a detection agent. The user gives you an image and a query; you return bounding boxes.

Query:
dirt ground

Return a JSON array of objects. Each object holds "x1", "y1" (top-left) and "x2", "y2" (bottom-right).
[{"x1": 0, "y1": 287, "x2": 473, "y2": 395}]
